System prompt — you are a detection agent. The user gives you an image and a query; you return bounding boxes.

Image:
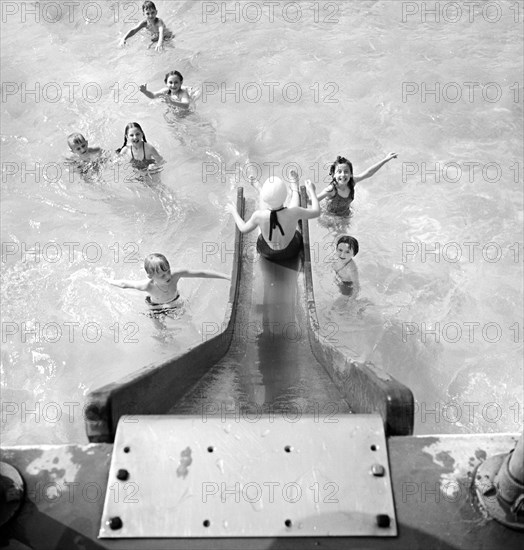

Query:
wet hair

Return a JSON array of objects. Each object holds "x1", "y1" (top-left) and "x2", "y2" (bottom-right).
[
  {"x1": 164, "y1": 70, "x2": 183, "y2": 84},
  {"x1": 142, "y1": 1, "x2": 157, "y2": 12},
  {"x1": 144, "y1": 253, "x2": 170, "y2": 276},
  {"x1": 336, "y1": 235, "x2": 359, "y2": 256},
  {"x1": 67, "y1": 132, "x2": 87, "y2": 148},
  {"x1": 116, "y1": 122, "x2": 147, "y2": 154},
  {"x1": 329, "y1": 155, "x2": 355, "y2": 202}
]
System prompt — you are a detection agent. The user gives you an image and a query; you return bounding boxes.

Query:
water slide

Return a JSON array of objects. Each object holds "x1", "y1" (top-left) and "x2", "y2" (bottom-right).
[
  {"x1": 2, "y1": 189, "x2": 522, "y2": 547},
  {"x1": 84, "y1": 188, "x2": 414, "y2": 442}
]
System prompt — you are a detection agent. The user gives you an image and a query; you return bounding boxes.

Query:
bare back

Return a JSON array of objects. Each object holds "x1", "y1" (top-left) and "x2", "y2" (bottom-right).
[{"x1": 255, "y1": 207, "x2": 306, "y2": 250}]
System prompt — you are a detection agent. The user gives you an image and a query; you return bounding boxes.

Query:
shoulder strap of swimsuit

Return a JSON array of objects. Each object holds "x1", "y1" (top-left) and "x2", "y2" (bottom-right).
[{"x1": 268, "y1": 207, "x2": 285, "y2": 240}]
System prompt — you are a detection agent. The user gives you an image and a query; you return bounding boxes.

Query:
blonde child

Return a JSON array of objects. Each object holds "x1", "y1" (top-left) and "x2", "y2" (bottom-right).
[
  {"x1": 139, "y1": 70, "x2": 190, "y2": 110},
  {"x1": 116, "y1": 122, "x2": 164, "y2": 172},
  {"x1": 66, "y1": 133, "x2": 103, "y2": 162},
  {"x1": 107, "y1": 253, "x2": 229, "y2": 312},
  {"x1": 120, "y1": 1, "x2": 173, "y2": 52},
  {"x1": 317, "y1": 153, "x2": 397, "y2": 216}
]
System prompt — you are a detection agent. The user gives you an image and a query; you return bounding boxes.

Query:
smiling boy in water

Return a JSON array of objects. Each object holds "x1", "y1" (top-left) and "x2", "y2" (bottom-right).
[
  {"x1": 120, "y1": 1, "x2": 173, "y2": 52},
  {"x1": 107, "y1": 253, "x2": 229, "y2": 312}
]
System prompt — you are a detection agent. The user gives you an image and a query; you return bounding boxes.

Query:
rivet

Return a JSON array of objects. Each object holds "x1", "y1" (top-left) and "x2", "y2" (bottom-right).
[
  {"x1": 376, "y1": 514, "x2": 390, "y2": 528},
  {"x1": 116, "y1": 469, "x2": 129, "y2": 481},
  {"x1": 371, "y1": 464, "x2": 385, "y2": 477},
  {"x1": 108, "y1": 516, "x2": 123, "y2": 530}
]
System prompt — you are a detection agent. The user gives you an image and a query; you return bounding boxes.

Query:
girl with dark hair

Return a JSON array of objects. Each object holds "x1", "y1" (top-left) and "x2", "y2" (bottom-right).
[
  {"x1": 333, "y1": 235, "x2": 360, "y2": 296},
  {"x1": 116, "y1": 122, "x2": 164, "y2": 172},
  {"x1": 139, "y1": 70, "x2": 191, "y2": 110},
  {"x1": 317, "y1": 152, "x2": 397, "y2": 216}
]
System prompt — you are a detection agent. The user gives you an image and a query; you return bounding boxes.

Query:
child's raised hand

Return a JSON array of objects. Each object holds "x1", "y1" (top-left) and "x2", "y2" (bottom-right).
[
  {"x1": 386, "y1": 152, "x2": 398, "y2": 160},
  {"x1": 289, "y1": 169, "x2": 299, "y2": 182},
  {"x1": 304, "y1": 179, "x2": 316, "y2": 193},
  {"x1": 139, "y1": 83, "x2": 148, "y2": 94},
  {"x1": 225, "y1": 203, "x2": 237, "y2": 215}
]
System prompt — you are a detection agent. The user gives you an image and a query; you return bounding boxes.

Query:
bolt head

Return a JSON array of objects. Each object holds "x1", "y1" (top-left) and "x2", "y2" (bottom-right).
[
  {"x1": 108, "y1": 516, "x2": 123, "y2": 530},
  {"x1": 116, "y1": 469, "x2": 129, "y2": 481},
  {"x1": 371, "y1": 464, "x2": 385, "y2": 477}
]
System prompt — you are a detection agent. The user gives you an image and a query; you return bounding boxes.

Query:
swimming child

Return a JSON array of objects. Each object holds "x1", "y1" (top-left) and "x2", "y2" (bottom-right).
[
  {"x1": 317, "y1": 153, "x2": 397, "y2": 216},
  {"x1": 116, "y1": 122, "x2": 164, "y2": 172},
  {"x1": 106, "y1": 253, "x2": 230, "y2": 313},
  {"x1": 332, "y1": 235, "x2": 360, "y2": 296},
  {"x1": 226, "y1": 174, "x2": 320, "y2": 262},
  {"x1": 139, "y1": 70, "x2": 190, "y2": 110},
  {"x1": 66, "y1": 133, "x2": 103, "y2": 162},
  {"x1": 65, "y1": 132, "x2": 108, "y2": 180},
  {"x1": 119, "y1": 1, "x2": 173, "y2": 52}
]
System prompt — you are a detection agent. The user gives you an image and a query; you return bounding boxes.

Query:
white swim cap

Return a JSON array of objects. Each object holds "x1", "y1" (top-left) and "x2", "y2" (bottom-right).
[{"x1": 260, "y1": 176, "x2": 288, "y2": 209}]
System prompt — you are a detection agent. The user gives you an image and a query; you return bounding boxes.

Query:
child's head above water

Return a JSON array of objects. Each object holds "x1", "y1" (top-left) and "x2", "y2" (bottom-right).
[
  {"x1": 336, "y1": 235, "x2": 359, "y2": 259},
  {"x1": 117, "y1": 122, "x2": 147, "y2": 153},
  {"x1": 68, "y1": 132, "x2": 88, "y2": 154},
  {"x1": 329, "y1": 155, "x2": 354, "y2": 186},
  {"x1": 144, "y1": 253, "x2": 170, "y2": 278},
  {"x1": 164, "y1": 70, "x2": 183, "y2": 84},
  {"x1": 142, "y1": 1, "x2": 157, "y2": 16},
  {"x1": 164, "y1": 70, "x2": 183, "y2": 93}
]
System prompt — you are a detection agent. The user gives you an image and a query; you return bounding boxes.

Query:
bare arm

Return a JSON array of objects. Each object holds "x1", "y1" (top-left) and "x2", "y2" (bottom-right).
[
  {"x1": 145, "y1": 143, "x2": 164, "y2": 165},
  {"x1": 294, "y1": 180, "x2": 320, "y2": 220},
  {"x1": 155, "y1": 19, "x2": 166, "y2": 51},
  {"x1": 316, "y1": 184, "x2": 335, "y2": 202},
  {"x1": 139, "y1": 84, "x2": 169, "y2": 99},
  {"x1": 354, "y1": 152, "x2": 397, "y2": 183},
  {"x1": 288, "y1": 170, "x2": 300, "y2": 208},
  {"x1": 120, "y1": 21, "x2": 147, "y2": 44},
  {"x1": 175, "y1": 269, "x2": 230, "y2": 281},
  {"x1": 106, "y1": 278, "x2": 150, "y2": 291},
  {"x1": 169, "y1": 89, "x2": 190, "y2": 110},
  {"x1": 249, "y1": 176, "x2": 261, "y2": 192},
  {"x1": 225, "y1": 203, "x2": 259, "y2": 233}
]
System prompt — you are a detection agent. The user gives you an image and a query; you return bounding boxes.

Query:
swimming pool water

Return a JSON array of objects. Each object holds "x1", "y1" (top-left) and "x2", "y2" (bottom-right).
[{"x1": 1, "y1": 1, "x2": 522, "y2": 443}]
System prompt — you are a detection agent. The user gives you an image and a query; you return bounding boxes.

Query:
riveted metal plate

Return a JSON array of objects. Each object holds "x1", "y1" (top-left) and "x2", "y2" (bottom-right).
[{"x1": 99, "y1": 414, "x2": 396, "y2": 538}]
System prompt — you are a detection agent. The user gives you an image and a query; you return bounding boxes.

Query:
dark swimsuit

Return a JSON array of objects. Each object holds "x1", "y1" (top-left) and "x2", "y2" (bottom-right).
[
  {"x1": 336, "y1": 277, "x2": 354, "y2": 296},
  {"x1": 256, "y1": 207, "x2": 303, "y2": 262},
  {"x1": 130, "y1": 142, "x2": 155, "y2": 171},
  {"x1": 326, "y1": 183, "x2": 354, "y2": 216},
  {"x1": 145, "y1": 293, "x2": 181, "y2": 311}
]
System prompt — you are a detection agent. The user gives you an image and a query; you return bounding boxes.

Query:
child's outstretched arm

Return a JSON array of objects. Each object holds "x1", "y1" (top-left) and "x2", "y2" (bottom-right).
[
  {"x1": 296, "y1": 180, "x2": 320, "y2": 219},
  {"x1": 120, "y1": 21, "x2": 147, "y2": 46},
  {"x1": 175, "y1": 269, "x2": 230, "y2": 281},
  {"x1": 225, "y1": 203, "x2": 259, "y2": 233},
  {"x1": 354, "y1": 152, "x2": 397, "y2": 183},
  {"x1": 105, "y1": 278, "x2": 150, "y2": 291},
  {"x1": 139, "y1": 83, "x2": 169, "y2": 99}
]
